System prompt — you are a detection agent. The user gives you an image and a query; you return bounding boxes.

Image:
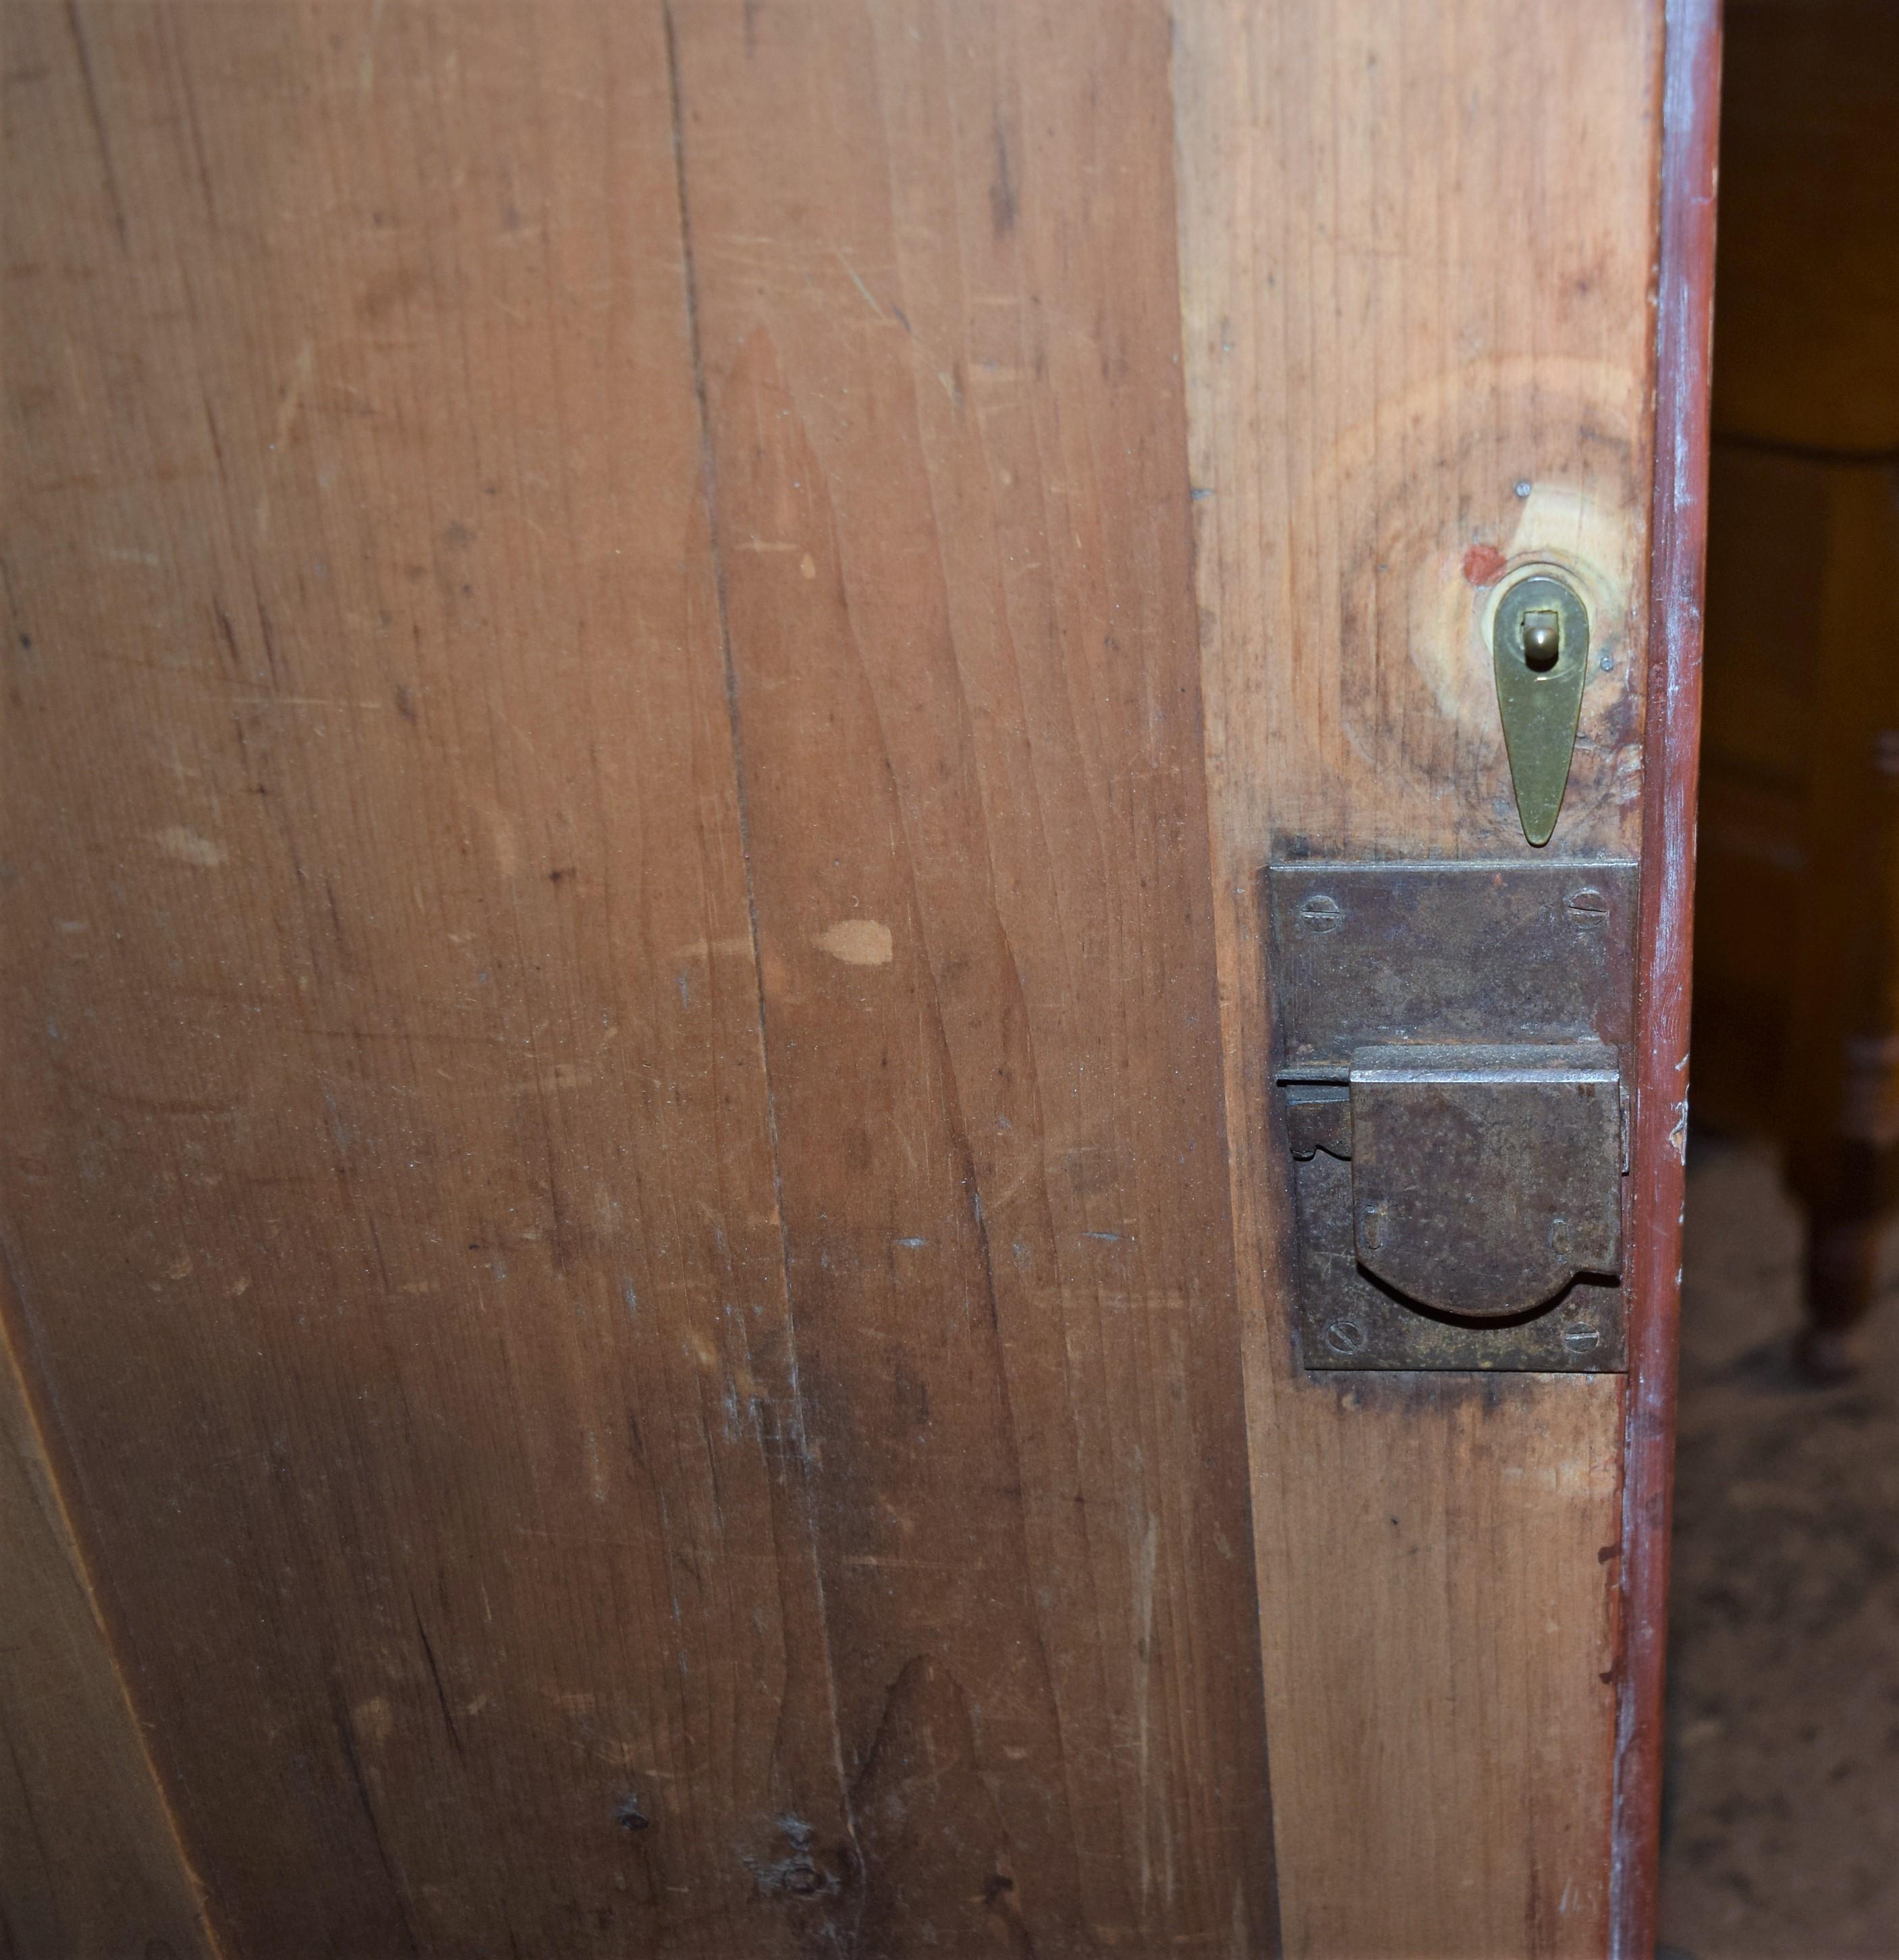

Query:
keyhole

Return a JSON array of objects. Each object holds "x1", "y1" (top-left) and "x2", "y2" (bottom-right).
[
  {"x1": 1490, "y1": 568, "x2": 1591, "y2": 847},
  {"x1": 1520, "y1": 608, "x2": 1562, "y2": 672}
]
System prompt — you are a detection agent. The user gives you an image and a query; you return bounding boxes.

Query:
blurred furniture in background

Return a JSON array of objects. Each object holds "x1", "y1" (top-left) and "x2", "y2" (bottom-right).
[{"x1": 1693, "y1": 0, "x2": 1899, "y2": 1376}]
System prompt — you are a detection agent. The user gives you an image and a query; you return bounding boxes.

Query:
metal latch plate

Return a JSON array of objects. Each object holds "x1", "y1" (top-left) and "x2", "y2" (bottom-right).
[
  {"x1": 1269, "y1": 858, "x2": 1637, "y2": 1073},
  {"x1": 1267, "y1": 860, "x2": 1637, "y2": 1373}
]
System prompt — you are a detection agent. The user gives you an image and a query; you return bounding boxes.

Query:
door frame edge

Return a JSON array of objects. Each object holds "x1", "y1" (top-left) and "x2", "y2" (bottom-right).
[{"x1": 1613, "y1": 0, "x2": 1724, "y2": 1950}]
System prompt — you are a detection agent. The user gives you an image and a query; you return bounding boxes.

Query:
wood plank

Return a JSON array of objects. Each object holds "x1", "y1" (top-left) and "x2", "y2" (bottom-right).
[
  {"x1": 1169, "y1": 2, "x2": 1663, "y2": 1950},
  {"x1": 666, "y1": 5, "x2": 1277, "y2": 1950},
  {"x1": 0, "y1": 5, "x2": 854, "y2": 1950},
  {"x1": 0, "y1": 1308, "x2": 214, "y2": 1960},
  {"x1": 3, "y1": 1, "x2": 1279, "y2": 1951}
]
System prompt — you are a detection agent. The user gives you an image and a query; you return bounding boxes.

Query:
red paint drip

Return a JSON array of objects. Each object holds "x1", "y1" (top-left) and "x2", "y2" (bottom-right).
[{"x1": 1462, "y1": 543, "x2": 1508, "y2": 587}]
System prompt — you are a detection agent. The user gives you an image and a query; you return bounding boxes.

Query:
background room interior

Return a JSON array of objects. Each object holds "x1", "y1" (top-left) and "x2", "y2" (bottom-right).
[{"x1": 1663, "y1": 1, "x2": 1899, "y2": 1954}]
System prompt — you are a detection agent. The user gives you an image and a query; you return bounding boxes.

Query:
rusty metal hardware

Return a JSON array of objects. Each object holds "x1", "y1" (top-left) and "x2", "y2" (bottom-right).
[
  {"x1": 1350, "y1": 1044, "x2": 1622, "y2": 1317},
  {"x1": 1492, "y1": 570, "x2": 1592, "y2": 847},
  {"x1": 1267, "y1": 860, "x2": 1636, "y2": 1372}
]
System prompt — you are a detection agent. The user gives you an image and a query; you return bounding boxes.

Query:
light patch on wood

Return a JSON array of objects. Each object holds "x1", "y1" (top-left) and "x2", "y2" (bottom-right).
[
  {"x1": 273, "y1": 339, "x2": 315, "y2": 452},
  {"x1": 671, "y1": 934, "x2": 754, "y2": 961},
  {"x1": 153, "y1": 826, "x2": 227, "y2": 868},
  {"x1": 815, "y1": 919, "x2": 893, "y2": 966},
  {"x1": 470, "y1": 797, "x2": 521, "y2": 880},
  {"x1": 1421, "y1": 471, "x2": 1642, "y2": 738}
]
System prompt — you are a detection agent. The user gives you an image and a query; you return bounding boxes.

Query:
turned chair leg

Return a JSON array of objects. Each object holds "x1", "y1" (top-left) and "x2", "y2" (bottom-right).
[{"x1": 1795, "y1": 1142, "x2": 1886, "y2": 1382}]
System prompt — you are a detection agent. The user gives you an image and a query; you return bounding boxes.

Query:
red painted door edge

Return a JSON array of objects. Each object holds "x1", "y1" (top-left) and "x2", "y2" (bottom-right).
[{"x1": 1614, "y1": 0, "x2": 1723, "y2": 1951}]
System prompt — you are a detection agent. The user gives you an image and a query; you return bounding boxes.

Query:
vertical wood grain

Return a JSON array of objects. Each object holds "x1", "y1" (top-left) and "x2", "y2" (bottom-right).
[
  {"x1": 1170, "y1": 3, "x2": 1663, "y2": 1951},
  {"x1": 2, "y1": 1, "x2": 1694, "y2": 1947},
  {"x1": 667, "y1": 4, "x2": 1276, "y2": 1949},
  {"x1": 2, "y1": 6, "x2": 853, "y2": 1951},
  {"x1": 3, "y1": 2, "x2": 1275, "y2": 1953},
  {"x1": 0, "y1": 1303, "x2": 215, "y2": 1960}
]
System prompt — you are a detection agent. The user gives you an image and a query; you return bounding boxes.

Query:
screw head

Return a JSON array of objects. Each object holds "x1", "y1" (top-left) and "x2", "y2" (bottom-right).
[
  {"x1": 1564, "y1": 886, "x2": 1610, "y2": 925},
  {"x1": 1324, "y1": 1318, "x2": 1367, "y2": 1356},
  {"x1": 1562, "y1": 1322, "x2": 1601, "y2": 1355},
  {"x1": 1297, "y1": 892, "x2": 1344, "y2": 934}
]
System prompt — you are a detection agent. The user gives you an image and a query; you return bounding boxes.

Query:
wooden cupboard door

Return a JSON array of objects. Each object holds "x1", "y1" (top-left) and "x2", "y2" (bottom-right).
[{"x1": 0, "y1": 3, "x2": 1714, "y2": 1957}]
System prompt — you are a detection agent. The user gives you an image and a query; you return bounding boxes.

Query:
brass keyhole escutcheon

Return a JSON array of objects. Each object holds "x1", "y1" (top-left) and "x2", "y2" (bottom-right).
[{"x1": 1491, "y1": 571, "x2": 1592, "y2": 847}]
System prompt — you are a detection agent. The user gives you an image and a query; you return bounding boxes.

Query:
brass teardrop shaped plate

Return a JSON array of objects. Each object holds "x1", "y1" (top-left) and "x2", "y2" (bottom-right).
[{"x1": 1492, "y1": 571, "x2": 1591, "y2": 847}]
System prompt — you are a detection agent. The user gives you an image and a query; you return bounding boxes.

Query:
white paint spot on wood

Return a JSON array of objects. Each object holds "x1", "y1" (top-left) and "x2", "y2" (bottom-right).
[
  {"x1": 816, "y1": 919, "x2": 893, "y2": 966},
  {"x1": 154, "y1": 825, "x2": 227, "y2": 868}
]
